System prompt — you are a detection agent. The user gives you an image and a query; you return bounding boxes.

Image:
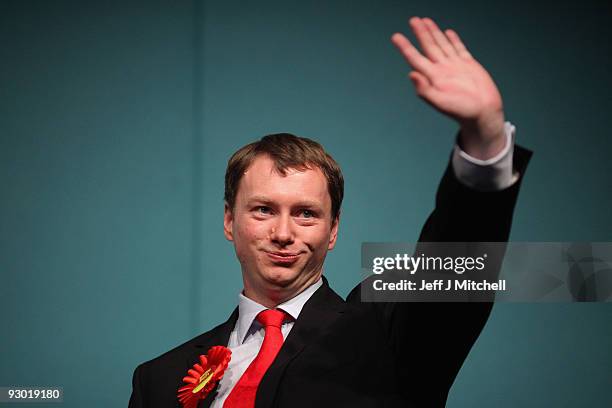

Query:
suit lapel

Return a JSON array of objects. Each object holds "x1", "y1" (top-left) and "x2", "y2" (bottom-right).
[
  {"x1": 255, "y1": 277, "x2": 346, "y2": 408},
  {"x1": 185, "y1": 308, "x2": 238, "y2": 408}
]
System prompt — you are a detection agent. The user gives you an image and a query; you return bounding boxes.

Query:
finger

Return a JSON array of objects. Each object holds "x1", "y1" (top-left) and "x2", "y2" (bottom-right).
[
  {"x1": 422, "y1": 18, "x2": 456, "y2": 59},
  {"x1": 409, "y1": 71, "x2": 443, "y2": 103},
  {"x1": 391, "y1": 32, "x2": 435, "y2": 79},
  {"x1": 445, "y1": 29, "x2": 473, "y2": 59},
  {"x1": 408, "y1": 71, "x2": 432, "y2": 96},
  {"x1": 409, "y1": 16, "x2": 445, "y2": 63}
]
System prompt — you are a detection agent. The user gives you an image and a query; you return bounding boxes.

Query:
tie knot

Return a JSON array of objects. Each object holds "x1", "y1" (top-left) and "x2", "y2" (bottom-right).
[{"x1": 256, "y1": 309, "x2": 287, "y2": 328}]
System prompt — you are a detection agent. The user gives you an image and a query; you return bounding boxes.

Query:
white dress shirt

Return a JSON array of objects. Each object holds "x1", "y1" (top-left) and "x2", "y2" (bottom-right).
[
  {"x1": 210, "y1": 122, "x2": 517, "y2": 406},
  {"x1": 211, "y1": 279, "x2": 323, "y2": 407},
  {"x1": 453, "y1": 121, "x2": 516, "y2": 191}
]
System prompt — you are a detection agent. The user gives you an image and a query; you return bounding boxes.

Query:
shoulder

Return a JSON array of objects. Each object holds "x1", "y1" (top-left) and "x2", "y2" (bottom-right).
[
  {"x1": 129, "y1": 311, "x2": 238, "y2": 405},
  {"x1": 135, "y1": 309, "x2": 237, "y2": 376}
]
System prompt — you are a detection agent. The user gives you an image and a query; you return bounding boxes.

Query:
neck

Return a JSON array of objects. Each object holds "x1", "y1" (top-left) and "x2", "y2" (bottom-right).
[{"x1": 243, "y1": 273, "x2": 322, "y2": 308}]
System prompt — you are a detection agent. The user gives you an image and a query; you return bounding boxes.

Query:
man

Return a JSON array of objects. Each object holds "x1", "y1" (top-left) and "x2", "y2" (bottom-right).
[{"x1": 129, "y1": 17, "x2": 531, "y2": 407}]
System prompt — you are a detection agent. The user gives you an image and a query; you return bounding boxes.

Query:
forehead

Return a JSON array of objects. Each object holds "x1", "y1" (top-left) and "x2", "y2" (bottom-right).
[{"x1": 236, "y1": 155, "x2": 331, "y2": 208}]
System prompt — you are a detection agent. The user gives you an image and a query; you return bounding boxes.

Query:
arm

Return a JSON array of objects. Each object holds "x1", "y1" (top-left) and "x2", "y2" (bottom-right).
[{"x1": 348, "y1": 17, "x2": 531, "y2": 406}]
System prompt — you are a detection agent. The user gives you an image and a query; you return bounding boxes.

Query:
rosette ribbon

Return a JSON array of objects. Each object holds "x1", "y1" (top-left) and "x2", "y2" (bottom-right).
[{"x1": 177, "y1": 346, "x2": 232, "y2": 408}]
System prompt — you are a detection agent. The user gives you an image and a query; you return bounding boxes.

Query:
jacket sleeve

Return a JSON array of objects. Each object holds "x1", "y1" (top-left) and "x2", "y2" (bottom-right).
[{"x1": 347, "y1": 145, "x2": 532, "y2": 407}]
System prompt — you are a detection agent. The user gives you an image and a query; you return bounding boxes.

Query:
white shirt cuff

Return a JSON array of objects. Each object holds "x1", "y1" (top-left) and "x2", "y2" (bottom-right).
[{"x1": 451, "y1": 121, "x2": 518, "y2": 191}]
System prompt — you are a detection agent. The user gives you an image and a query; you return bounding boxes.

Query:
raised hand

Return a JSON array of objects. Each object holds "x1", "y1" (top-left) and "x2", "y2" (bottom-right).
[{"x1": 392, "y1": 17, "x2": 507, "y2": 160}]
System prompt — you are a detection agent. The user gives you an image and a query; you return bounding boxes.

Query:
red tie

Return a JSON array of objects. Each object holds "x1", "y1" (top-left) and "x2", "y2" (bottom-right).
[{"x1": 223, "y1": 309, "x2": 288, "y2": 408}]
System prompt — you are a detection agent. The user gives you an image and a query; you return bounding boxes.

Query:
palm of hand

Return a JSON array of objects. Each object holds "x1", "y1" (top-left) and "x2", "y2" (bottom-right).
[
  {"x1": 392, "y1": 17, "x2": 503, "y2": 130},
  {"x1": 421, "y1": 58, "x2": 502, "y2": 122}
]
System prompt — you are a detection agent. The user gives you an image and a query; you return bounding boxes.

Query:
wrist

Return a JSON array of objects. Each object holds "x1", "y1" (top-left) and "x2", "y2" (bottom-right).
[{"x1": 458, "y1": 111, "x2": 506, "y2": 160}]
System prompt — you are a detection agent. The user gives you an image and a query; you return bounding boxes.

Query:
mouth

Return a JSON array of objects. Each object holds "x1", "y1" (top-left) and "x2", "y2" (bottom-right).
[{"x1": 265, "y1": 251, "x2": 301, "y2": 265}]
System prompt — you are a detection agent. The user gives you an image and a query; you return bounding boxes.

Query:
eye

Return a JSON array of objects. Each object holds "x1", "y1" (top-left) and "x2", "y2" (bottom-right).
[
  {"x1": 257, "y1": 206, "x2": 272, "y2": 215},
  {"x1": 300, "y1": 209, "x2": 315, "y2": 218}
]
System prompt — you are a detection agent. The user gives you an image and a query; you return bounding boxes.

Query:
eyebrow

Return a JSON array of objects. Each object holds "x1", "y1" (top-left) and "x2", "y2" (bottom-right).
[{"x1": 246, "y1": 196, "x2": 323, "y2": 209}]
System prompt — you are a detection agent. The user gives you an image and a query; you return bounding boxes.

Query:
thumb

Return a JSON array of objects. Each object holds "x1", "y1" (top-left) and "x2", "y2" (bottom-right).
[{"x1": 408, "y1": 71, "x2": 431, "y2": 97}]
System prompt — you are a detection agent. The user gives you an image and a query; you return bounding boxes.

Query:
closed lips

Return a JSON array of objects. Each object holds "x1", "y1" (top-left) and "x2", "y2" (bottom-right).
[{"x1": 266, "y1": 251, "x2": 300, "y2": 261}]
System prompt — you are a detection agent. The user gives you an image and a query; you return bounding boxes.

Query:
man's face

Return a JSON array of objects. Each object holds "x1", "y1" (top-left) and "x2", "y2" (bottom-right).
[{"x1": 223, "y1": 154, "x2": 339, "y2": 306}]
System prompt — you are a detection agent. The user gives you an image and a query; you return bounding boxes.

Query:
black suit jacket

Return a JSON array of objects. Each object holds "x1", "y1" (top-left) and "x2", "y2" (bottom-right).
[{"x1": 129, "y1": 146, "x2": 532, "y2": 408}]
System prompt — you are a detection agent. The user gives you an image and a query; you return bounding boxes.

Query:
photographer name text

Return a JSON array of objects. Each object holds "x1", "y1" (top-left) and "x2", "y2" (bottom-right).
[{"x1": 372, "y1": 279, "x2": 506, "y2": 291}]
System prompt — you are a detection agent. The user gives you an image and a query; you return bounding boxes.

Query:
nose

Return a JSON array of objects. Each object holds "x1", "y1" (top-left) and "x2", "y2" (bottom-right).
[{"x1": 270, "y1": 214, "x2": 294, "y2": 247}]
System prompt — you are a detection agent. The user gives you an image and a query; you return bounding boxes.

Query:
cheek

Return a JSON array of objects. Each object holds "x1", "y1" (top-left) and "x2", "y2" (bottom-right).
[
  {"x1": 302, "y1": 225, "x2": 332, "y2": 251},
  {"x1": 234, "y1": 220, "x2": 268, "y2": 252}
]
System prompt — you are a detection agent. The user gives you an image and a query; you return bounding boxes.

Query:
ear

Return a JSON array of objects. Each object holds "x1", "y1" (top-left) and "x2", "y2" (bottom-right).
[
  {"x1": 223, "y1": 202, "x2": 234, "y2": 242},
  {"x1": 327, "y1": 213, "x2": 340, "y2": 250}
]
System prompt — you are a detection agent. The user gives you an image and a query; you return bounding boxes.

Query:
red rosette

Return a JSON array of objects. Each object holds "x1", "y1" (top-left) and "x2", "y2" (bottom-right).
[{"x1": 177, "y1": 346, "x2": 232, "y2": 408}]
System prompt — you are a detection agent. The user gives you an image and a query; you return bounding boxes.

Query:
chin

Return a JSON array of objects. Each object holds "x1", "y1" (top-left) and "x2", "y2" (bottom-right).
[{"x1": 261, "y1": 267, "x2": 301, "y2": 288}]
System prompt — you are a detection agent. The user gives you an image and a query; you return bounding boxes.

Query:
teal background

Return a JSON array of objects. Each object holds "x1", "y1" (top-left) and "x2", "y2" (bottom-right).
[{"x1": 1, "y1": 0, "x2": 611, "y2": 406}]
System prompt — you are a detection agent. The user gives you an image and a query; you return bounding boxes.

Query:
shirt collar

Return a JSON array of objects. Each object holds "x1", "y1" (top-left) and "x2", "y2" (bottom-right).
[{"x1": 236, "y1": 277, "x2": 323, "y2": 344}]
